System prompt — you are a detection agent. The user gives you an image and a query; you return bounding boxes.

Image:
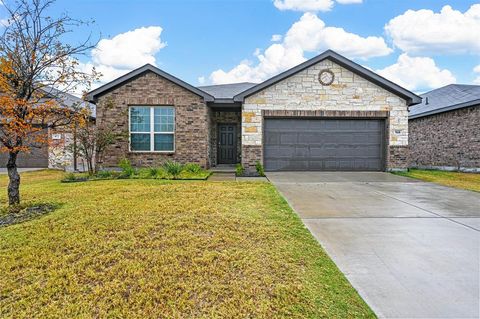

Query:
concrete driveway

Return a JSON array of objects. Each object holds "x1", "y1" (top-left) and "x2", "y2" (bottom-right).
[{"x1": 267, "y1": 172, "x2": 480, "y2": 319}]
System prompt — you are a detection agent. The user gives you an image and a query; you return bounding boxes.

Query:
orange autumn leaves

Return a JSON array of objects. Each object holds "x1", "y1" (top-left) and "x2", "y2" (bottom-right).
[{"x1": 0, "y1": 57, "x2": 88, "y2": 154}]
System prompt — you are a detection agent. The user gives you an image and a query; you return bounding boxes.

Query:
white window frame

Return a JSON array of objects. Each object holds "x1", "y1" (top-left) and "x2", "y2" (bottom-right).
[{"x1": 128, "y1": 106, "x2": 175, "y2": 153}]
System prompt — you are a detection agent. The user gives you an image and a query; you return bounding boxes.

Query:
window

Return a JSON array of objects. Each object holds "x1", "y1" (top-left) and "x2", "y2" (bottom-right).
[{"x1": 130, "y1": 106, "x2": 175, "y2": 152}]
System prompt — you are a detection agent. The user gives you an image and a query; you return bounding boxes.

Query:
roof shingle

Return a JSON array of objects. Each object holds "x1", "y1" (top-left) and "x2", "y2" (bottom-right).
[
  {"x1": 197, "y1": 82, "x2": 257, "y2": 99},
  {"x1": 410, "y1": 84, "x2": 480, "y2": 118}
]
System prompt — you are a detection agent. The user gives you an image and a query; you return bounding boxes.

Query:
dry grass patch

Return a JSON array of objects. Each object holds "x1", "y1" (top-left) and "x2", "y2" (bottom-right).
[
  {"x1": 0, "y1": 170, "x2": 374, "y2": 318},
  {"x1": 394, "y1": 169, "x2": 480, "y2": 192}
]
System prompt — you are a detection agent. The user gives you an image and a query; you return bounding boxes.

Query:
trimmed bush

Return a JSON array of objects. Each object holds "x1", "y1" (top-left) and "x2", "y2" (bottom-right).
[
  {"x1": 119, "y1": 158, "x2": 136, "y2": 178},
  {"x1": 61, "y1": 161, "x2": 210, "y2": 183},
  {"x1": 235, "y1": 164, "x2": 244, "y2": 177},
  {"x1": 184, "y1": 163, "x2": 202, "y2": 173},
  {"x1": 255, "y1": 161, "x2": 265, "y2": 177},
  {"x1": 96, "y1": 170, "x2": 112, "y2": 179},
  {"x1": 163, "y1": 161, "x2": 183, "y2": 179}
]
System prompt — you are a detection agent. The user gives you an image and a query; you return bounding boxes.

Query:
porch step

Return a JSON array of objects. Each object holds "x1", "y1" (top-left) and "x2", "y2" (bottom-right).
[
  {"x1": 210, "y1": 165, "x2": 236, "y2": 173},
  {"x1": 208, "y1": 172, "x2": 236, "y2": 181}
]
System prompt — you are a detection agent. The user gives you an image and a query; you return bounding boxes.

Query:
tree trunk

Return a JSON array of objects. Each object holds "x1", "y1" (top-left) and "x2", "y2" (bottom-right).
[{"x1": 7, "y1": 152, "x2": 20, "y2": 205}]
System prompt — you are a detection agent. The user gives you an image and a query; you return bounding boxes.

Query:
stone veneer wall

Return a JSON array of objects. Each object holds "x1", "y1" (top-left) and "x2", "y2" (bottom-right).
[
  {"x1": 48, "y1": 126, "x2": 92, "y2": 172},
  {"x1": 95, "y1": 71, "x2": 209, "y2": 168},
  {"x1": 242, "y1": 58, "x2": 409, "y2": 173},
  {"x1": 409, "y1": 105, "x2": 480, "y2": 171},
  {"x1": 48, "y1": 127, "x2": 74, "y2": 170},
  {"x1": 209, "y1": 110, "x2": 241, "y2": 166}
]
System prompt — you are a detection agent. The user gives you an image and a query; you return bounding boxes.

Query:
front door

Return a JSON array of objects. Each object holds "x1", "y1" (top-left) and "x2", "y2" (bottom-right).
[{"x1": 218, "y1": 124, "x2": 237, "y2": 164}]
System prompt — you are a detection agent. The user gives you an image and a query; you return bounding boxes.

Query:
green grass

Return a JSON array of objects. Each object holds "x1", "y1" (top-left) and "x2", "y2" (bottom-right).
[
  {"x1": 394, "y1": 169, "x2": 480, "y2": 192},
  {"x1": 0, "y1": 170, "x2": 374, "y2": 318}
]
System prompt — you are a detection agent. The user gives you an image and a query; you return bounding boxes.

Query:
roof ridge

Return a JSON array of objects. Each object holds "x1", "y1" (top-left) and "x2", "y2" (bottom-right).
[
  {"x1": 197, "y1": 82, "x2": 258, "y2": 88},
  {"x1": 233, "y1": 49, "x2": 421, "y2": 106}
]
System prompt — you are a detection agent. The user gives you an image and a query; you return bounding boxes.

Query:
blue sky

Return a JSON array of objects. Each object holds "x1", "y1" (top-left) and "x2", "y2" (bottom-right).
[{"x1": 20, "y1": 0, "x2": 480, "y2": 93}]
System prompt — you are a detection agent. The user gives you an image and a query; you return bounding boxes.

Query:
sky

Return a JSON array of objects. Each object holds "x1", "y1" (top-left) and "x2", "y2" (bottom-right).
[{"x1": 4, "y1": 0, "x2": 480, "y2": 94}]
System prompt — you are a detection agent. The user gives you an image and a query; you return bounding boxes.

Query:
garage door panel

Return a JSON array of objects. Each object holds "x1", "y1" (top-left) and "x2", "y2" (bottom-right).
[
  {"x1": 264, "y1": 146, "x2": 295, "y2": 158},
  {"x1": 264, "y1": 118, "x2": 385, "y2": 171},
  {"x1": 0, "y1": 128, "x2": 49, "y2": 168},
  {"x1": 280, "y1": 133, "x2": 298, "y2": 144},
  {"x1": 294, "y1": 146, "x2": 309, "y2": 157},
  {"x1": 298, "y1": 133, "x2": 322, "y2": 143}
]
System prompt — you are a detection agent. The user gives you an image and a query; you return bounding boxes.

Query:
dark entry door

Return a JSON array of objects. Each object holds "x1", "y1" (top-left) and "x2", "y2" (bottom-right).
[
  {"x1": 218, "y1": 124, "x2": 236, "y2": 164},
  {"x1": 264, "y1": 118, "x2": 385, "y2": 171}
]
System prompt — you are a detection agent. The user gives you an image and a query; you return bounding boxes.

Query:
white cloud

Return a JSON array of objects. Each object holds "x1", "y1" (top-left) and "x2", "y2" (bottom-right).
[
  {"x1": 273, "y1": 0, "x2": 362, "y2": 12},
  {"x1": 377, "y1": 54, "x2": 456, "y2": 91},
  {"x1": 474, "y1": 65, "x2": 480, "y2": 84},
  {"x1": 0, "y1": 17, "x2": 9, "y2": 26},
  {"x1": 336, "y1": 0, "x2": 362, "y2": 3},
  {"x1": 385, "y1": 4, "x2": 480, "y2": 54},
  {"x1": 198, "y1": 76, "x2": 206, "y2": 85},
  {"x1": 273, "y1": 0, "x2": 334, "y2": 12},
  {"x1": 209, "y1": 13, "x2": 391, "y2": 84},
  {"x1": 271, "y1": 34, "x2": 283, "y2": 42},
  {"x1": 92, "y1": 26, "x2": 165, "y2": 70},
  {"x1": 83, "y1": 26, "x2": 166, "y2": 88}
]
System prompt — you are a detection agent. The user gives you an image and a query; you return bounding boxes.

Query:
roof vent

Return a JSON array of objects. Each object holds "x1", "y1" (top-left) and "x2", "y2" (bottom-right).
[{"x1": 425, "y1": 97, "x2": 429, "y2": 105}]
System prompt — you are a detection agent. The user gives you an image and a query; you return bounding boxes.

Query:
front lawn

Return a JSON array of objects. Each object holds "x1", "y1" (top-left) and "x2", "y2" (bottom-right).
[
  {"x1": 0, "y1": 170, "x2": 374, "y2": 318},
  {"x1": 394, "y1": 169, "x2": 480, "y2": 192}
]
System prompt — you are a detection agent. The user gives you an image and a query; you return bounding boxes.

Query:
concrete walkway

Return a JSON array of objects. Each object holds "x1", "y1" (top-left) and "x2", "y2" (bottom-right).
[
  {"x1": 0, "y1": 168, "x2": 45, "y2": 174},
  {"x1": 267, "y1": 172, "x2": 480, "y2": 319}
]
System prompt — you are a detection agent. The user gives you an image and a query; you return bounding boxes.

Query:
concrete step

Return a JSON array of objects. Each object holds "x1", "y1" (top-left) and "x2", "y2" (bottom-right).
[{"x1": 208, "y1": 172, "x2": 236, "y2": 181}]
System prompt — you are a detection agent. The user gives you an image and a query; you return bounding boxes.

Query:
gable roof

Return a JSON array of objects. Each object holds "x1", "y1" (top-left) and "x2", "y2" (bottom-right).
[
  {"x1": 86, "y1": 64, "x2": 214, "y2": 102},
  {"x1": 409, "y1": 84, "x2": 480, "y2": 119},
  {"x1": 198, "y1": 82, "x2": 257, "y2": 99},
  {"x1": 42, "y1": 86, "x2": 96, "y2": 118},
  {"x1": 233, "y1": 50, "x2": 422, "y2": 106}
]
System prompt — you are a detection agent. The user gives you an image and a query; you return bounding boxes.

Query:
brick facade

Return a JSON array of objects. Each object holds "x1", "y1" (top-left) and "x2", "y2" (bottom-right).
[
  {"x1": 242, "y1": 145, "x2": 262, "y2": 174},
  {"x1": 409, "y1": 105, "x2": 480, "y2": 171},
  {"x1": 242, "y1": 58, "x2": 409, "y2": 173},
  {"x1": 95, "y1": 71, "x2": 209, "y2": 168},
  {"x1": 387, "y1": 146, "x2": 410, "y2": 171}
]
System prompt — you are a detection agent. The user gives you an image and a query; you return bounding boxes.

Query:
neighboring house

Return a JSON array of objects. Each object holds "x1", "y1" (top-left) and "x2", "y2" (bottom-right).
[
  {"x1": 0, "y1": 89, "x2": 95, "y2": 171},
  {"x1": 409, "y1": 84, "x2": 480, "y2": 172},
  {"x1": 86, "y1": 50, "x2": 421, "y2": 174}
]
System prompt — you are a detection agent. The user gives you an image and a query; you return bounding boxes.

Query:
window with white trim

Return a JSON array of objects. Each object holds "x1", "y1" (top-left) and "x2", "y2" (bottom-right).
[{"x1": 129, "y1": 106, "x2": 175, "y2": 152}]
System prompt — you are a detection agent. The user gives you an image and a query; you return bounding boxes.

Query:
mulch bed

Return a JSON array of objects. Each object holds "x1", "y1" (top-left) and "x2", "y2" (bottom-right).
[{"x1": 0, "y1": 203, "x2": 58, "y2": 227}]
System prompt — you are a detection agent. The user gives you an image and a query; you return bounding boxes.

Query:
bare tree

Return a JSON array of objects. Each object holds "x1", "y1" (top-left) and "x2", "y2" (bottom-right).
[
  {"x1": 73, "y1": 116, "x2": 116, "y2": 176},
  {"x1": 0, "y1": 0, "x2": 99, "y2": 205}
]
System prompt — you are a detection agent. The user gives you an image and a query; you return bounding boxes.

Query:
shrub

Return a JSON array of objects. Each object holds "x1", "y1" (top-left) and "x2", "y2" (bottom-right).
[
  {"x1": 155, "y1": 167, "x2": 169, "y2": 179},
  {"x1": 96, "y1": 170, "x2": 112, "y2": 179},
  {"x1": 118, "y1": 158, "x2": 136, "y2": 177},
  {"x1": 137, "y1": 167, "x2": 160, "y2": 179},
  {"x1": 255, "y1": 161, "x2": 265, "y2": 177},
  {"x1": 163, "y1": 161, "x2": 183, "y2": 179},
  {"x1": 148, "y1": 167, "x2": 161, "y2": 178},
  {"x1": 61, "y1": 173, "x2": 88, "y2": 183},
  {"x1": 235, "y1": 164, "x2": 244, "y2": 177},
  {"x1": 63, "y1": 173, "x2": 76, "y2": 182},
  {"x1": 184, "y1": 163, "x2": 202, "y2": 173}
]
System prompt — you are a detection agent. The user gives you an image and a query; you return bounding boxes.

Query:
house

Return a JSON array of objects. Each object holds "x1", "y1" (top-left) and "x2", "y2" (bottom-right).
[
  {"x1": 86, "y1": 50, "x2": 421, "y2": 175},
  {"x1": 0, "y1": 89, "x2": 95, "y2": 171},
  {"x1": 409, "y1": 84, "x2": 480, "y2": 172}
]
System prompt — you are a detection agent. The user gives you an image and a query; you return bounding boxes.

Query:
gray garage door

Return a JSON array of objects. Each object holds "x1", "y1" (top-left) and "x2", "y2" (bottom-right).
[
  {"x1": 264, "y1": 118, "x2": 385, "y2": 171},
  {"x1": 0, "y1": 145, "x2": 48, "y2": 168},
  {"x1": 0, "y1": 127, "x2": 49, "y2": 168}
]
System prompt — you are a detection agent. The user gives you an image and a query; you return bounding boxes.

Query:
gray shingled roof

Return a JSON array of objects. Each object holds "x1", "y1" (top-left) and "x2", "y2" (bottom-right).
[
  {"x1": 197, "y1": 82, "x2": 257, "y2": 99},
  {"x1": 42, "y1": 86, "x2": 96, "y2": 118},
  {"x1": 410, "y1": 84, "x2": 480, "y2": 119}
]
